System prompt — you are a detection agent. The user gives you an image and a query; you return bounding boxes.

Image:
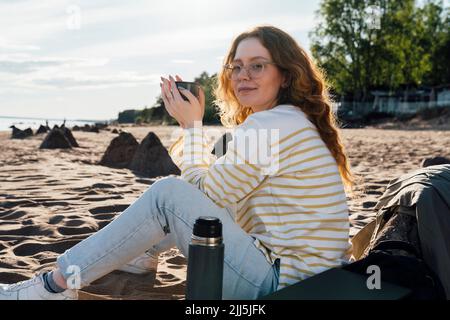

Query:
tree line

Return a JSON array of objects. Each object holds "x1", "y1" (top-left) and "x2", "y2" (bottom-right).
[{"x1": 309, "y1": 0, "x2": 449, "y2": 102}]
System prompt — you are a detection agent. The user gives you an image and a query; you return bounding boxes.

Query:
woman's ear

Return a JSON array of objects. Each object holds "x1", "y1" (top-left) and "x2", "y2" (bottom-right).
[{"x1": 281, "y1": 71, "x2": 291, "y2": 88}]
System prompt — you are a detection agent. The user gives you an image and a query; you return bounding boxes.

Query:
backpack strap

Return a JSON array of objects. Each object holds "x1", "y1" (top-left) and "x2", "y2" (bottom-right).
[{"x1": 371, "y1": 240, "x2": 420, "y2": 257}]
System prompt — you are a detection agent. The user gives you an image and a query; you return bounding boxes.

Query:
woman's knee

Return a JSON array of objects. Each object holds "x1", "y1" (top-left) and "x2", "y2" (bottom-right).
[
  {"x1": 150, "y1": 176, "x2": 185, "y2": 194},
  {"x1": 145, "y1": 176, "x2": 183, "y2": 202},
  {"x1": 146, "y1": 176, "x2": 188, "y2": 225}
]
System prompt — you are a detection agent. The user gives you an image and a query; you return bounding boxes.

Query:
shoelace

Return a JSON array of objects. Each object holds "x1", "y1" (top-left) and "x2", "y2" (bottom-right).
[{"x1": 6, "y1": 276, "x2": 40, "y2": 291}]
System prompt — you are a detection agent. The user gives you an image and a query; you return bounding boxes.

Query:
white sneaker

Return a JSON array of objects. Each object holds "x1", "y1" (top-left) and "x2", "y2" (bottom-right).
[
  {"x1": 0, "y1": 274, "x2": 78, "y2": 300},
  {"x1": 118, "y1": 250, "x2": 159, "y2": 275}
]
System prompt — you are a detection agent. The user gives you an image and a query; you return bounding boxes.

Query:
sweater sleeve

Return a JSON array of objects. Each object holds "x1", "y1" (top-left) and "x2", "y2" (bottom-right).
[{"x1": 168, "y1": 119, "x2": 276, "y2": 209}]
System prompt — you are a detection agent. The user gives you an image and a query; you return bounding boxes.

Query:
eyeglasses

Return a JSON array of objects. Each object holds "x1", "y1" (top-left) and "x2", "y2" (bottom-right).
[{"x1": 223, "y1": 61, "x2": 277, "y2": 80}]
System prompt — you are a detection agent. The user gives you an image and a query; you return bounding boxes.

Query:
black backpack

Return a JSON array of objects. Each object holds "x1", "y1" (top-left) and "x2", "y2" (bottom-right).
[{"x1": 343, "y1": 240, "x2": 446, "y2": 300}]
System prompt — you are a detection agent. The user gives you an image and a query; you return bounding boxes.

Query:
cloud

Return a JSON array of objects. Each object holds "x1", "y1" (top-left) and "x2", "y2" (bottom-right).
[
  {"x1": 0, "y1": 0, "x2": 69, "y2": 43},
  {"x1": 171, "y1": 59, "x2": 195, "y2": 64},
  {"x1": 0, "y1": 68, "x2": 159, "y2": 91},
  {"x1": 30, "y1": 72, "x2": 160, "y2": 89},
  {"x1": 65, "y1": 13, "x2": 316, "y2": 62},
  {"x1": 0, "y1": 37, "x2": 40, "y2": 52},
  {"x1": 0, "y1": 55, "x2": 109, "y2": 74},
  {"x1": 0, "y1": 54, "x2": 158, "y2": 90},
  {"x1": 0, "y1": 1, "x2": 317, "y2": 63}
]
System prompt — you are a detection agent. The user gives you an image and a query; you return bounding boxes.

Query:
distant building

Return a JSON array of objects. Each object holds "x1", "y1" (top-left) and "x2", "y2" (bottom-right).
[
  {"x1": 435, "y1": 84, "x2": 450, "y2": 108},
  {"x1": 338, "y1": 84, "x2": 450, "y2": 118}
]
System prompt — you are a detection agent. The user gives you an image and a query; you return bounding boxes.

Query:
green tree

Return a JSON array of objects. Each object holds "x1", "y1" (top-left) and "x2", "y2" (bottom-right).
[
  {"x1": 135, "y1": 105, "x2": 153, "y2": 124},
  {"x1": 118, "y1": 109, "x2": 140, "y2": 123},
  {"x1": 309, "y1": 0, "x2": 446, "y2": 100},
  {"x1": 193, "y1": 71, "x2": 220, "y2": 124},
  {"x1": 419, "y1": 0, "x2": 450, "y2": 85},
  {"x1": 310, "y1": 0, "x2": 384, "y2": 100},
  {"x1": 373, "y1": 1, "x2": 431, "y2": 89}
]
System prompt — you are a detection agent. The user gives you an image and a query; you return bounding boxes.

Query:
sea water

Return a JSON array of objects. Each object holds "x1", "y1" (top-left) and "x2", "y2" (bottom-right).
[{"x1": 0, "y1": 116, "x2": 105, "y2": 132}]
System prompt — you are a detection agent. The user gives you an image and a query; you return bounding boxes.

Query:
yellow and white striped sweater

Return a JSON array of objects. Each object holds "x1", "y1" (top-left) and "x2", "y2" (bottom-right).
[{"x1": 168, "y1": 104, "x2": 351, "y2": 290}]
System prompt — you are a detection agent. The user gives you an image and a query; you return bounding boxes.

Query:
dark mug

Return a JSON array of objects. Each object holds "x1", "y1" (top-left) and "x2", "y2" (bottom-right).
[{"x1": 175, "y1": 81, "x2": 200, "y2": 101}]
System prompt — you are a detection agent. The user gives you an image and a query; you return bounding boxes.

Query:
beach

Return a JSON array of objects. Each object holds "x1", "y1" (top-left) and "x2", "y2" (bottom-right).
[{"x1": 1, "y1": 125, "x2": 449, "y2": 299}]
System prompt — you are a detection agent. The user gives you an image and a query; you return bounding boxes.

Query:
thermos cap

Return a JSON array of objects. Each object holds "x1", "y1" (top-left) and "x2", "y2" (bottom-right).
[{"x1": 193, "y1": 216, "x2": 223, "y2": 238}]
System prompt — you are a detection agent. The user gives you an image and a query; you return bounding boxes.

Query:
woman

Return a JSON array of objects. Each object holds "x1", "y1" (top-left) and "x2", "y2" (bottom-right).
[{"x1": 0, "y1": 25, "x2": 353, "y2": 300}]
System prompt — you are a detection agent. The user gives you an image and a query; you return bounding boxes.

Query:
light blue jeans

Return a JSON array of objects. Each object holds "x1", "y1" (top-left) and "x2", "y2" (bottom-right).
[{"x1": 57, "y1": 176, "x2": 279, "y2": 299}]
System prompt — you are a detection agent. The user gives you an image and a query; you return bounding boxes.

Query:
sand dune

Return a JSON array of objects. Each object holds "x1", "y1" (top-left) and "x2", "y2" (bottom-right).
[{"x1": 0, "y1": 125, "x2": 449, "y2": 299}]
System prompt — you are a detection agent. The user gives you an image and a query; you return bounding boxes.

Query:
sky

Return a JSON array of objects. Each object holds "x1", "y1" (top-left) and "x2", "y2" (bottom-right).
[{"x1": 0, "y1": 0, "x2": 321, "y2": 121}]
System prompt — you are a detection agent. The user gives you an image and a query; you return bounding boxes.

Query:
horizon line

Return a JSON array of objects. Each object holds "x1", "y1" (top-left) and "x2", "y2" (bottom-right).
[{"x1": 0, "y1": 115, "x2": 112, "y2": 123}]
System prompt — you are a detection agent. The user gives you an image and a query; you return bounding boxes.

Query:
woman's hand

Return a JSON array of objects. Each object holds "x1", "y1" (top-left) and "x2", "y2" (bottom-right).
[{"x1": 160, "y1": 75, "x2": 205, "y2": 129}]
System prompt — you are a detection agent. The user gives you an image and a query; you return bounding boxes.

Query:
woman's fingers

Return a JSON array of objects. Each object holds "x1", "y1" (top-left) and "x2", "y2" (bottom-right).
[
  {"x1": 162, "y1": 89, "x2": 184, "y2": 127},
  {"x1": 169, "y1": 75, "x2": 183, "y2": 101},
  {"x1": 161, "y1": 80, "x2": 177, "y2": 114},
  {"x1": 161, "y1": 76, "x2": 187, "y2": 127},
  {"x1": 178, "y1": 87, "x2": 196, "y2": 104},
  {"x1": 160, "y1": 74, "x2": 201, "y2": 129},
  {"x1": 160, "y1": 84, "x2": 174, "y2": 115},
  {"x1": 161, "y1": 77, "x2": 173, "y2": 102}
]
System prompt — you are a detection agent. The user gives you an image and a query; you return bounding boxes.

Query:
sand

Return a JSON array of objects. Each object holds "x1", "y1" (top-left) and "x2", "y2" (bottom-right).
[{"x1": 1, "y1": 124, "x2": 449, "y2": 299}]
